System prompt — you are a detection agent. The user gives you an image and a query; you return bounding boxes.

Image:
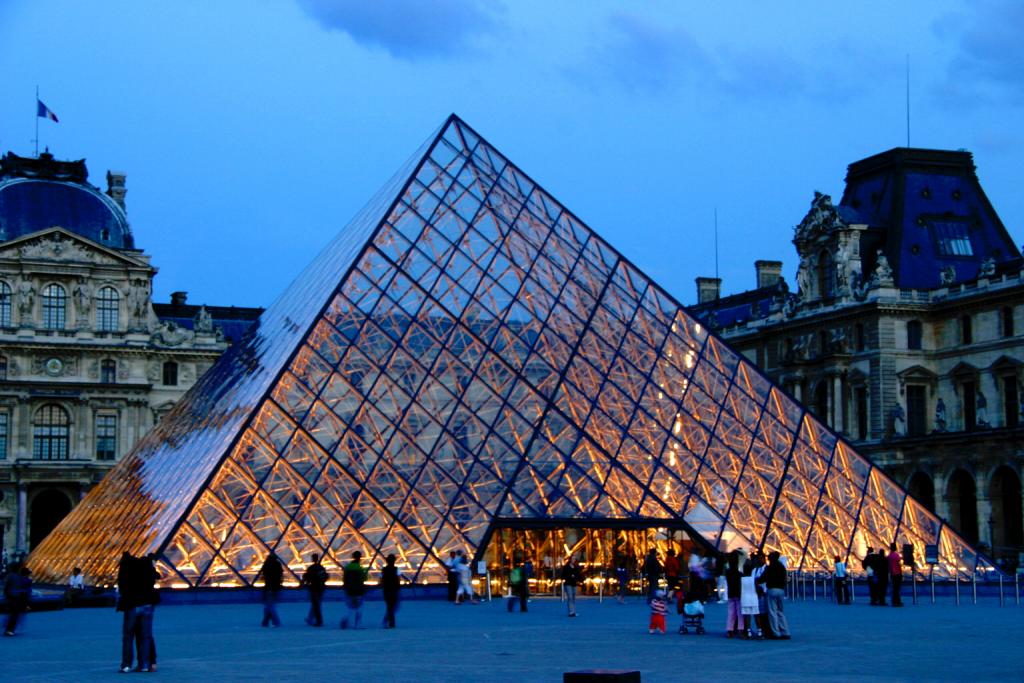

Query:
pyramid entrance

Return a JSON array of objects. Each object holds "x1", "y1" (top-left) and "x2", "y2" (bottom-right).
[{"x1": 28, "y1": 115, "x2": 995, "y2": 588}]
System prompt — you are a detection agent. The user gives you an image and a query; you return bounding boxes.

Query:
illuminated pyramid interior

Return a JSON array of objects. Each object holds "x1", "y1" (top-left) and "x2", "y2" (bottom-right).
[{"x1": 28, "y1": 116, "x2": 992, "y2": 587}]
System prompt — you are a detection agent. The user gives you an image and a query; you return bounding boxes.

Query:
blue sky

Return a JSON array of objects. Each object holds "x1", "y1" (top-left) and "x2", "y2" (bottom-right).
[{"x1": 1, "y1": 0, "x2": 1021, "y2": 309}]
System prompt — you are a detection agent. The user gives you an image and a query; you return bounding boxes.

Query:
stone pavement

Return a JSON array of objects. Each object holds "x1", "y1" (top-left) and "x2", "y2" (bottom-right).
[{"x1": 2, "y1": 594, "x2": 1021, "y2": 682}]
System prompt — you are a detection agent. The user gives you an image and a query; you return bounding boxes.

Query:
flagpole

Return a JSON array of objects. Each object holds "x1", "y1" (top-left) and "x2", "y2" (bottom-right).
[{"x1": 35, "y1": 86, "x2": 39, "y2": 157}]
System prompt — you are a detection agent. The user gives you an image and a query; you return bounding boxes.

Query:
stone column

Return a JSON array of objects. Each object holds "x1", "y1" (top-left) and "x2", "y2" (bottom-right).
[
  {"x1": 833, "y1": 374, "x2": 844, "y2": 432},
  {"x1": 977, "y1": 494, "x2": 994, "y2": 549},
  {"x1": 15, "y1": 483, "x2": 27, "y2": 553}
]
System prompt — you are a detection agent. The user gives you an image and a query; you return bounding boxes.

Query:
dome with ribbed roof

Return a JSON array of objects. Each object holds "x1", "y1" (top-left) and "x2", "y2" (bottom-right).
[{"x1": 0, "y1": 151, "x2": 133, "y2": 249}]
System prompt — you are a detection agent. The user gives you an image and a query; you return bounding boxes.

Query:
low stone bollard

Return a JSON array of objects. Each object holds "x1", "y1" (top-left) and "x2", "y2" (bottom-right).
[{"x1": 564, "y1": 670, "x2": 641, "y2": 683}]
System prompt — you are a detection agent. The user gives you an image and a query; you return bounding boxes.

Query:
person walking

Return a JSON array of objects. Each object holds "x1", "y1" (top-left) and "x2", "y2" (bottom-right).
[
  {"x1": 615, "y1": 555, "x2": 629, "y2": 604},
  {"x1": 648, "y1": 589, "x2": 668, "y2": 634},
  {"x1": 135, "y1": 554, "x2": 159, "y2": 672},
  {"x1": 380, "y1": 554, "x2": 401, "y2": 629},
  {"x1": 445, "y1": 551, "x2": 458, "y2": 603},
  {"x1": 561, "y1": 556, "x2": 581, "y2": 617},
  {"x1": 724, "y1": 550, "x2": 743, "y2": 637},
  {"x1": 3, "y1": 564, "x2": 31, "y2": 636},
  {"x1": 740, "y1": 553, "x2": 762, "y2": 639},
  {"x1": 833, "y1": 555, "x2": 850, "y2": 605},
  {"x1": 758, "y1": 551, "x2": 790, "y2": 640},
  {"x1": 259, "y1": 553, "x2": 283, "y2": 628},
  {"x1": 340, "y1": 551, "x2": 368, "y2": 629},
  {"x1": 663, "y1": 548, "x2": 680, "y2": 592},
  {"x1": 507, "y1": 560, "x2": 528, "y2": 612},
  {"x1": 454, "y1": 552, "x2": 477, "y2": 604},
  {"x1": 643, "y1": 549, "x2": 661, "y2": 603},
  {"x1": 887, "y1": 543, "x2": 904, "y2": 607},
  {"x1": 303, "y1": 553, "x2": 328, "y2": 626}
]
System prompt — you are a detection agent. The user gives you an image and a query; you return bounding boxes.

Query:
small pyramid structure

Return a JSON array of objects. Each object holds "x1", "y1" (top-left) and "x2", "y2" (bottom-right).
[{"x1": 28, "y1": 116, "x2": 992, "y2": 587}]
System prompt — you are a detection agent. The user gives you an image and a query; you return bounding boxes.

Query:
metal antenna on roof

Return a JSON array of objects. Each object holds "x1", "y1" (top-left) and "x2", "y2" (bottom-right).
[
  {"x1": 714, "y1": 207, "x2": 720, "y2": 283},
  {"x1": 905, "y1": 54, "x2": 911, "y2": 147}
]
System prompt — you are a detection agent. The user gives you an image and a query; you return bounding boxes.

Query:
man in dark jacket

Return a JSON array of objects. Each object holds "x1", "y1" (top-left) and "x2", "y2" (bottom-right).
[
  {"x1": 643, "y1": 549, "x2": 662, "y2": 603},
  {"x1": 3, "y1": 563, "x2": 31, "y2": 636},
  {"x1": 259, "y1": 553, "x2": 283, "y2": 628},
  {"x1": 303, "y1": 553, "x2": 328, "y2": 627},
  {"x1": 380, "y1": 554, "x2": 401, "y2": 628},
  {"x1": 757, "y1": 551, "x2": 790, "y2": 639},
  {"x1": 340, "y1": 551, "x2": 368, "y2": 629}
]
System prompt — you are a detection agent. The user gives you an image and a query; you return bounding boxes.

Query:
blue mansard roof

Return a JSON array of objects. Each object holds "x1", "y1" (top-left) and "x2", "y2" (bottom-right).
[{"x1": 0, "y1": 151, "x2": 134, "y2": 250}]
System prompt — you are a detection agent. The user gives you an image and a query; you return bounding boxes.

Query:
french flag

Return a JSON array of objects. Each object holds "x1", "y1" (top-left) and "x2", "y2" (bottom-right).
[{"x1": 37, "y1": 99, "x2": 59, "y2": 123}]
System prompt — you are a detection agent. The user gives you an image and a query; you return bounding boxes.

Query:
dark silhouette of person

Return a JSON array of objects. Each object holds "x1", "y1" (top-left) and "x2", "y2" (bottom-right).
[
  {"x1": 3, "y1": 563, "x2": 31, "y2": 636},
  {"x1": 340, "y1": 551, "x2": 368, "y2": 629},
  {"x1": 381, "y1": 554, "x2": 401, "y2": 628},
  {"x1": 446, "y1": 551, "x2": 458, "y2": 602},
  {"x1": 643, "y1": 549, "x2": 662, "y2": 603},
  {"x1": 507, "y1": 560, "x2": 529, "y2": 612},
  {"x1": 259, "y1": 553, "x2": 283, "y2": 627},
  {"x1": 303, "y1": 553, "x2": 328, "y2": 626}
]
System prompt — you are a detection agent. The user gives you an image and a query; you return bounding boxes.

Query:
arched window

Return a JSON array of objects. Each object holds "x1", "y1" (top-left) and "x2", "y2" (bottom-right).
[
  {"x1": 908, "y1": 471, "x2": 935, "y2": 512},
  {"x1": 162, "y1": 361, "x2": 178, "y2": 386},
  {"x1": 33, "y1": 404, "x2": 70, "y2": 460},
  {"x1": 817, "y1": 250, "x2": 833, "y2": 298},
  {"x1": 42, "y1": 283, "x2": 67, "y2": 330},
  {"x1": 100, "y1": 359, "x2": 116, "y2": 384},
  {"x1": 0, "y1": 281, "x2": 11, "y2": 327},
  {"x1": 991, "y1": 466, "x2": 1023, "y2": 550},
  {"x1": 907, "y1": 320, "x2": 922, "y2": 350},
  {"x1": 947, "y1": 469, "x2": 978, "y2": 544},
  {"x1": 97, "y1": 286, "x2": 119, "y2": 332}
]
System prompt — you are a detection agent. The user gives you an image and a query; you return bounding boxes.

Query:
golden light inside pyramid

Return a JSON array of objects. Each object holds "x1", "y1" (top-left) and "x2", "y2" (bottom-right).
[{"x1": 27, "y1": 116, "x2": 993, "y2": 588}]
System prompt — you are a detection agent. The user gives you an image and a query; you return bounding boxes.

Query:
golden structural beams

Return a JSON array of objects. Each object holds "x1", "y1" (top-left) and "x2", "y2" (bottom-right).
[{"x1": 28, "y1": 116, "x2": 991, "y2": 587}]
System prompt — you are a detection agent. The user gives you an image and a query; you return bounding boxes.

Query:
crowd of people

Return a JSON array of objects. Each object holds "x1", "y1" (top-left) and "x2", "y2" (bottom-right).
[{"x1": 0, "y1": 541, "x2": 924, "y2": 673}]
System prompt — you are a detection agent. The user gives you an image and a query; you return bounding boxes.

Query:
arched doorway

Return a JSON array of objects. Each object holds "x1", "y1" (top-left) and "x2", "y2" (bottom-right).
[
  {"x1": 29, "y1": 489, "x2": 73, "y2": 551},
  {"x1": 990, "y1": 466, "x2": 1023, "y2": 552},
  {"x1": 908, "y1": 471, "x2": 935, "y2": 512},
  {"x1": 946, "y1": 470, "x2": 978, "y2": 544}
]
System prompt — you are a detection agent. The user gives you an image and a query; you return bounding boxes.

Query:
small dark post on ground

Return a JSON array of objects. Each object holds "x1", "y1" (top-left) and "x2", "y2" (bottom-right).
[{"x1": 564, "y1": 671, "x2": 641, "y2": 683}]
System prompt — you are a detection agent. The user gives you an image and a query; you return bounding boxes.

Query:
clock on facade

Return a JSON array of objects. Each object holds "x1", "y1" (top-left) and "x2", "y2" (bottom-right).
[{"x1": 44, "y1": 357, "x2": 64, "y2": 376}]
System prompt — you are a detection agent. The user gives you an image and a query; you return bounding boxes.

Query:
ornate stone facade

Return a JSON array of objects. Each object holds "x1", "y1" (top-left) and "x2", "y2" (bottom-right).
[
  {"x1": 0, "y1": 152, "x2": 261, "y2": 563},
  {"x1": 691, "y1": 148, "x2": 1024, "y2": 569}
]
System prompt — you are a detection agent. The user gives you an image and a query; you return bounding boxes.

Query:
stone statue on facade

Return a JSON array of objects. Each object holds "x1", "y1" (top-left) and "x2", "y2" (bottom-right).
[
  {"x1": 796, "y1": 259, "x2": 811, "y2": 298},
  {"x1": 17, "y1": 280, "x2": 35, "y2": 324},
  {"x1": 979, "y1": 257, "x2": 997, "y2": 278},
  {"x1": 976, "y1": 390, "x2": 989, "y2": 427},
  {"x1": 128, "y1": 280, "x2": 150, "y2": 330},
  {"x1": 194, "y1": 306, "x2": 214, "y2": 334},
  {"x1": 151, "y1": 320, "x2": 192, "y2": 347},
  {"x1": 934, "y1": 397, "x2": 947, "y2": 432},
  {"x1": 73, "y1": 280, "x2": 92, "y2": 317},
  {"x1": 834, "y1": 241, "x2": 854, "y2": 295},
  {"x1": 874, "y1": 250, "x2": 894, "y2": 285},
  {"x1": 890, "y1": 402, "x2": 906, "y2": 437},
  {"x1": 939, "y1": 265, "x2": 957, "y2": 286}
]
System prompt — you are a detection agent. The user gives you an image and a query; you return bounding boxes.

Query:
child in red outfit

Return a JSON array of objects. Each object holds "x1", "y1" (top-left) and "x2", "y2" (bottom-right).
[{"x1": 649, "y1": 589, "x2": 668, "y2": 634}]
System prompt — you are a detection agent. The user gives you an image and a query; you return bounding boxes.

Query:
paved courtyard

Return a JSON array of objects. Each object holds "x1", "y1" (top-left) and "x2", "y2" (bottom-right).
[{"x1": 2, "y1": 594, "x2": 1021, "y2": 682}]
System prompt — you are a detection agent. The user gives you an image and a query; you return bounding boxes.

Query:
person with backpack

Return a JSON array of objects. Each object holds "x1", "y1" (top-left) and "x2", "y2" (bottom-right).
[
  {"x1": 340, "y1": 551, "x2": 368, "y2": 629},
  {"x1": 507, "y1": 561, "x2": 528, "y2": 612},
  {"x1": 303, "y1": 553, "x2": 329, "y2": 627}
]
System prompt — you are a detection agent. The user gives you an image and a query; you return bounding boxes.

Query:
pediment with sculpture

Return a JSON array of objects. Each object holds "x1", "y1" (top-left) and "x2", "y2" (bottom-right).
[{"x1": 0, "y1": 227, "x2": 148, "y2": 269}]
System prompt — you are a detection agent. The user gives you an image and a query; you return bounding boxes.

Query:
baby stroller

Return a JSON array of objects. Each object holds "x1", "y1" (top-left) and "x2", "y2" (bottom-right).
[{"x1": 676, "y1": 580, "x2": 707, "y2": 635}]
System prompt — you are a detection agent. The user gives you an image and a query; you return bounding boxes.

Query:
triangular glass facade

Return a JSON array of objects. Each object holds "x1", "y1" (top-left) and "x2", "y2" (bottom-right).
[{"x1": 28, "y1": 116, "x2": 992, "y2": 587}]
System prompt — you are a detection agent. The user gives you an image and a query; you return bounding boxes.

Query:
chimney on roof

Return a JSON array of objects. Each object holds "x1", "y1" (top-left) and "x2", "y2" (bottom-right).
[
  {"x1": 171, "y1": 291, "x2": 188, "y2": 306},
  {"x1": 696, "y1": 277, "x2": 721, "y2": 304},
  {"x1": 755, "y1": 260, "x2": 783, "y2": 288},
  {"x1": 106, "y1": 170, "x2": 127, "y2": 210}
]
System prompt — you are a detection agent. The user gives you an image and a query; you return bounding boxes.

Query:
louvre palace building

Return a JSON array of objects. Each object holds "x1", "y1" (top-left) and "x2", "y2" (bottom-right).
[
  {"x1": 0, "y1": 151, "x2": 261, "y2": 562},
  {"x1": 690, "y1": 148, "x2": 1024, "y2": 570},
  {"x1": 28, "y1": 117, "x2": 996, "y2": 591}
]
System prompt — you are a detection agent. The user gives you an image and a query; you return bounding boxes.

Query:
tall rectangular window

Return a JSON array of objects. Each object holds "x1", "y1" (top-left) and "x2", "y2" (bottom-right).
[
  {"x1": 906, "y1": 385, "x2": 927, "y2": 437},
  {"x1": 1002, "y1": 307, "x2": 1014, "y2": 338},
  {"x1": 0, "y1": 412, "x2": 8, "y2": 459},
  {"x1": 855, "y1": 387, "x2": 868, "y2": 440},
  {"x1": 907, "y1": 320, "x2": 922, "y2": 350},
  {"x1": 96, "y1": 286, "x2": 119, "y2": 332},
  {"x1": 961, "y1": 315, "x2": 973, "y2": 345},
  {"x1": 963, "y1": 381, "x2": 977, "y2": 431},
  {"x1": 95, "y1": 414, "x2": 117, "y2": 461},
  {"x1": 162, "y1": 361, "x2": 178, "y2": 386},
  {"x1": 0, "y1": 282, "x2": 11, "y2": 327},
  {"x1": 1005, "y1": 376, "x2": 1020, "y2": 429},
  {"x1": 42, "y1": 284, "x2": 66, "y2": 330}
]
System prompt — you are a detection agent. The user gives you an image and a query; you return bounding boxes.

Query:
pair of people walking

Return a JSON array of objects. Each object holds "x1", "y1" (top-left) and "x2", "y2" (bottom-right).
[{"x1": 117, "y1": 552, "x2": 159, "y2": 672}]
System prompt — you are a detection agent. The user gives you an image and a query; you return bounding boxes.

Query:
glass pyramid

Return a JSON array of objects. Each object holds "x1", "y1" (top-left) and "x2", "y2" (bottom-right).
[{"x1": 28, "y1": 116, "x2": 992, "y2": 587}]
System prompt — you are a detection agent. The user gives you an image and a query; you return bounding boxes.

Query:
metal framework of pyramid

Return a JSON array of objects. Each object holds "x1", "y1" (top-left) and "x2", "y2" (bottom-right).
[{"x1": 28, "y1": 116, "x2": 992, "y2": 588}]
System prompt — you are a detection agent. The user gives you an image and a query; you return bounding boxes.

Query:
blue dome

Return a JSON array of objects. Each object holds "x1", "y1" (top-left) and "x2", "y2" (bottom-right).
[{"x1": 0, "y1": 177, "x2": 133, "y2": 249}]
